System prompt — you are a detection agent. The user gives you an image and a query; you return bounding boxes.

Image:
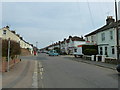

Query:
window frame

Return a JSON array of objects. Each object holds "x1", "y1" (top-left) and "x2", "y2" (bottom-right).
[
  {"x1": 110, "y1": 31, "x2": 113, "y2": 40},
  {"x1": 101, "y1": 33, "x2": 105, "y2": 41},
  {"x1": 3, "y1": 30, "x2": 7, "y2": 35}
]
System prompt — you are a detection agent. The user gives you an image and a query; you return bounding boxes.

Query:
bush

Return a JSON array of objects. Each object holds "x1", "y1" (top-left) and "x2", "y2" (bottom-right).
[
  {"x1": 2, "y1": 39, "x2": 21, "y2": 59},
  {"x1": 83, "y1": 49, "x2": 97, "y2": 55}
]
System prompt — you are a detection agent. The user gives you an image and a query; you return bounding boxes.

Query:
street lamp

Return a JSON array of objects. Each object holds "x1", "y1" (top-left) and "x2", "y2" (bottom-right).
[
  {"x1": 7, "y1": 38, "x2": 10, "y2": 72},
  {"x1": 36, "y1": 41, "x2": 38, "y2": 51}
]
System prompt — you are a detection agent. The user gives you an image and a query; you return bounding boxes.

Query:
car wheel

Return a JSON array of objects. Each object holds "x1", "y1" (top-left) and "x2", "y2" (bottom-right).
[{"x1": 116, "y1": 64, "x2": 120, "y2": 72}]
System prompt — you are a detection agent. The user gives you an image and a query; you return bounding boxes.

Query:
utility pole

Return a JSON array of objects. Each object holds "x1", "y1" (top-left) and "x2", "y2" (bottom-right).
[
  {"x1": 7, "y1": 38, "x2": 10, "y2": 72},
  {"x1": 115, "y1": 0, "x2": 120, "y2": 62}
]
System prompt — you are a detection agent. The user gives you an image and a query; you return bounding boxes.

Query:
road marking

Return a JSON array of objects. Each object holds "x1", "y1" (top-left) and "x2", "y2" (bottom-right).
[
  {"x1": 32, "y1": 61, "x2": 38, "y2": 88},
  {"x1": 39, "y1": 62, "x2": 44, "y2": 88}
]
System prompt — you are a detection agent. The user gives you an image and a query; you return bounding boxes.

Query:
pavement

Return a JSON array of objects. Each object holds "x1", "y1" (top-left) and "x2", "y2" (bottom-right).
[
  {"x1": 60, "y1": 55, "x2": 117, "y2": 70},
  {"x1": 61, "y1": 55, "x2": 117, "y2": 70},
  {"x1": 2, "y1": 59, "x2": 35, "y2": 88}
]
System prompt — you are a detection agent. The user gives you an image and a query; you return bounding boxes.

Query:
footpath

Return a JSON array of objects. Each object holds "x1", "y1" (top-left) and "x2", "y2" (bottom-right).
[
  {"x1": 2, "y1": 59, "x2": 35, "y2": 88},
  {"x1": 61, "y1": 55, "x2": 117, "y2": 70}
]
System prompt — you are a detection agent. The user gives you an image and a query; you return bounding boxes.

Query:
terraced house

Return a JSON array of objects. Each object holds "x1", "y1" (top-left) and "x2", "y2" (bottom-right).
[
  {"x1": 0, "y1": 26, "x2": 33, "y2": 54},
  {"x1": 59, "y1": 36, "x2": 85, "y2": 55},
  {"x1": 85, "y1": 16, "x2": 120, "y2": 59}
]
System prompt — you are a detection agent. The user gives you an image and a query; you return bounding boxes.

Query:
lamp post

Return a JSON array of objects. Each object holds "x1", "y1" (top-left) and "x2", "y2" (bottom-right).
[
  {"x1": 7, "y1": 38, "x2": 10, "y2": 72},
  {"x1": 115, "y1": 0, "x2": 120, "y2": 62},
  {"x1": 36, "y1": 41, "x2": 38, "y2": 51}
]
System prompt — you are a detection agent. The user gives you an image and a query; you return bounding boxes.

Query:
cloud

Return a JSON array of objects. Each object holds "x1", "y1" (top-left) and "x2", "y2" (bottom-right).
[{"x1": 2, "y1": 2, "x2": 114, "y2": 48}]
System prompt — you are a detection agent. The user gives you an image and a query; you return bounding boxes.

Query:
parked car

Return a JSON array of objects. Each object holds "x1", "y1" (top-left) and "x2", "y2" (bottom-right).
[
  {"x1": 116, "y1": 64, "x2": 120, "y2": 72},
  {"x1": 46, "y1": 51, "x2": 49, "y2": 54},
  {"x1": 48, "y1": 50, "x2": 59, "y2": 56}
]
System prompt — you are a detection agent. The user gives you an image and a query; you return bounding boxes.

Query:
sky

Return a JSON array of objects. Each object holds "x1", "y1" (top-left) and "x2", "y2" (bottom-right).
[{"x1": 1, "y1": 1, "x2": 118, "y2": 48}]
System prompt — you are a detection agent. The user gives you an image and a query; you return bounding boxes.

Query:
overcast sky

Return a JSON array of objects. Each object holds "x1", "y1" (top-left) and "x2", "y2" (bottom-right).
[{"x1": 1, "y1": 1, "x2": 117, "y2": 48}]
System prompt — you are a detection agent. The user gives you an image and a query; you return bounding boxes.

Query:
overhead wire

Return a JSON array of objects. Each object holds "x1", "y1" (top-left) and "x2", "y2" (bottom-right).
[{"x1": 86, "y1": 0, "x2": 95, "y2": 29}]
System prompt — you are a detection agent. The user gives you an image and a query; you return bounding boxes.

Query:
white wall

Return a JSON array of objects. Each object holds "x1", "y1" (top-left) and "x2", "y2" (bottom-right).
[
  {"x1": 1, "y1": 28, "x2": 20, "y2": 42},
  {"x1": 95, "y1": 28, "x2": 116, "y2": 58}
]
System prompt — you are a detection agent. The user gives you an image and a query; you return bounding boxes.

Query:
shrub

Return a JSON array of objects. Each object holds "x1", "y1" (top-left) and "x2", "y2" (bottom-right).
[
  {"x1": 2, "y1": 39, "x2": 21, "y2": 59},
  {"x1": 83, "y1": 49, "x2": 97, "y2": 55}
]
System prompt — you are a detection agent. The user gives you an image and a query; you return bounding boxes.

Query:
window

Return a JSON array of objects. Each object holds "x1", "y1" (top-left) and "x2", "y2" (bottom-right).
[
  {"x1": 91, "y1": 36, "x2": 94, "y2": 42},
  {"x1": 111, "y1": 46, "x2": 115, "y2": 54},
  {"x1": 100, "y1": 47, "x2": 103, "y2": 55},
  {"x1": 74, "y1": 49, "x2": 77, "y2": 52},
  {"x1": 86, "y1": 37, "x2": 88, "y2": 41},
  {"x1": 3, "y1": 30, "x2": 6, "y2": 35},
  {"x1": 101, "y1": 33, "x2": 105, "y2": 41},
  {"x1": 105, "y1": 47, "x2": 108, "y2": 55},
  {"x1": 110, "y1": 31, "x2": 113, "y2": 40}
]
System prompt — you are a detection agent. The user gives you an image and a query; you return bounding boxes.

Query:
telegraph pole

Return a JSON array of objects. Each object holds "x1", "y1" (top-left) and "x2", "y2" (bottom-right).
[{"x1": 115, "y1": 0, "x2": 120, "y2": 62}]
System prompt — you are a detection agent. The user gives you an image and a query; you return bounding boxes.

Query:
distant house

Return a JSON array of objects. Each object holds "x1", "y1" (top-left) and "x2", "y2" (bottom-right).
[
  {"x1": 59, "y1": 36, "x2": 85, "y2": 55},
  {"x1": 85, "y1": 16, "x2": 120, "y2": 59},
  {"x1": 59, "y1": 41, "x2": 66, "y2": 54},
  {"x1": 67, "y1": 36, "x2": 85, "y2": 55}
]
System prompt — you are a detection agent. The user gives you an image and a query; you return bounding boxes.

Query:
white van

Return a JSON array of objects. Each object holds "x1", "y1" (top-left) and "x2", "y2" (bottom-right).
[{"x1": 73, "y1": 45, "x2": 84, "y2": 58}]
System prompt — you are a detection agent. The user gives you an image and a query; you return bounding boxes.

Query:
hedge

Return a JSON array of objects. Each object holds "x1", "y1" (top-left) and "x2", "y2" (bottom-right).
[
  {"x1": 2, "y1": 39, "x2": 21, "y2": 59},
  {"x1": 82, "y1": 45, "x2": 98, "y2": 55}
]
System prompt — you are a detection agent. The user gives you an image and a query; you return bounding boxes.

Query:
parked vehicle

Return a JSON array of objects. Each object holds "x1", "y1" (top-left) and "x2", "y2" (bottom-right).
[
  {"x1": 73, "y1": 45, "x2": 83, "y2": 58},
  {"x1": 48, "y1": 50, "x2": 59, "y2": 56},
  {"x1": 116, "y1": 64, "x2": 120, "y2": 72}
]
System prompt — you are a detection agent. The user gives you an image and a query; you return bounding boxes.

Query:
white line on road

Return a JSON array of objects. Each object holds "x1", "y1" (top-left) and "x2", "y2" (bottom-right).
[
  {"x1": 32, "y1": 61, "x2": 38, "y2": 88},
  {"x1": 39, "y1": 62, "x2": 44, "y2": 88}
]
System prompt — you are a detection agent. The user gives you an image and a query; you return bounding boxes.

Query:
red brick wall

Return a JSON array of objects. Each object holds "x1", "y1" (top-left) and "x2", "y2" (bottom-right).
[{"x1": 1, "y1": 57, "x2": 21, "y2": 72}]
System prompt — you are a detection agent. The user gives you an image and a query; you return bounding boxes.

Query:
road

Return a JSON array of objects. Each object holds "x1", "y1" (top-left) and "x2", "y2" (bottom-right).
[
  {"x1": 37, "y1": 53, "x2": 119, "y2": 88},
  {"x1": 2, "y1": 53, "x2": 119, "y2": 88}
]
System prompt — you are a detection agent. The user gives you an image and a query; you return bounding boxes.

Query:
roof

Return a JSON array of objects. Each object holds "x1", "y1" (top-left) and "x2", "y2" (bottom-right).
[
  {"x1": 85, "y1": 20, "x2": 120, "y2": 37},
  {"x1": 71, "y1": 36, "x2": 85, "y2": 41},
  {"x1": 66, "y1": 39, "x2": 70, "y2": 43},
  {"x1": 1, "y1": 26, "x2": 32, "y2": 46}
]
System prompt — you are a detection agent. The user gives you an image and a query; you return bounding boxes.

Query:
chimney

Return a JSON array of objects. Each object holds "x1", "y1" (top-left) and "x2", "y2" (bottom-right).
[
  {"x1": 16, "y1": 34, "x2": 20, "y2": 37},
  {"x1": 20, "y1": 37, "x2": 23, "y2": 40},
  {"x1": 6, "y1": 26, "x2": 9, "y2": 29},
  {"x1": 64, "y1": 38, "x2": 66, "y2": 41},
  {"x1": 69, "y1": 36, "x2": 72, "y2": 39},
  {"x1": 11, "y1": 30, "x2": 16, "y2": 34},
  {"x1": 106, "y1": 16, "x2": 115, "y2": 25}
]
